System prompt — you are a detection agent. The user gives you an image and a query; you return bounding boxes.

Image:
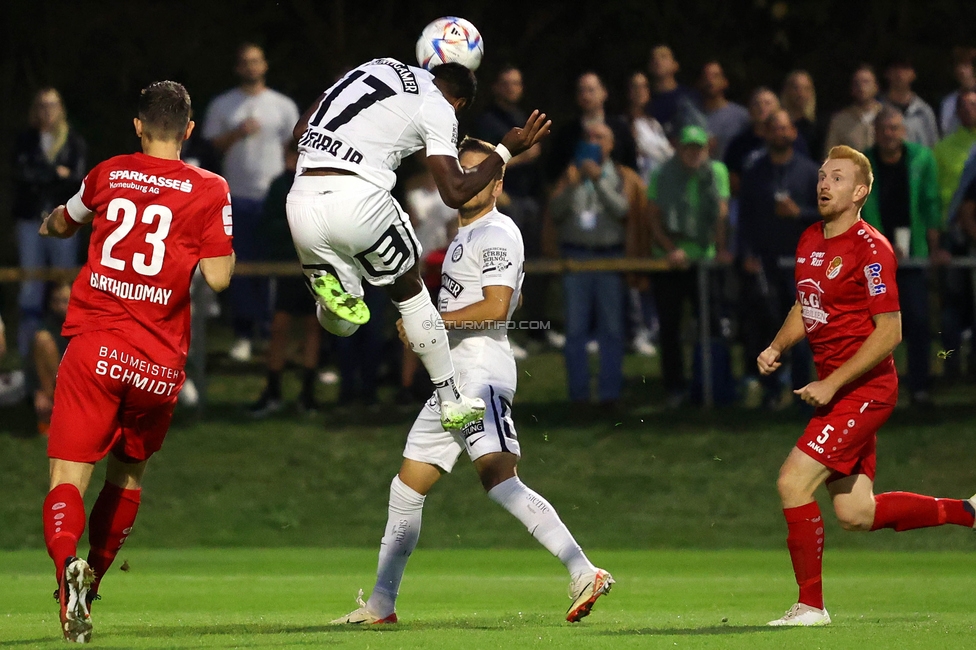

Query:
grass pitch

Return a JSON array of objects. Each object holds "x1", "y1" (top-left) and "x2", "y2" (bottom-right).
[{"x1": 3, "y1": 548, "x2": 975, "y2": 649}]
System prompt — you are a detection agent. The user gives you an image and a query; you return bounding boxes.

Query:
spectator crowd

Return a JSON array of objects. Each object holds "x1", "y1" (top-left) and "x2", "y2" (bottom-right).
[{"x1": 6, "y1": 42, "x2": 976, "y2": 423}]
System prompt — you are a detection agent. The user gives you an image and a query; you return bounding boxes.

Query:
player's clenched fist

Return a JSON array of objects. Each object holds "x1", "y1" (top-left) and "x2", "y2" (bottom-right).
[
  {"x1": 757, "y1": 346, "x2": 782, "y2": 376},
  {"x1": 793, "y1": 380, "x2": 837, "y2": 407}
]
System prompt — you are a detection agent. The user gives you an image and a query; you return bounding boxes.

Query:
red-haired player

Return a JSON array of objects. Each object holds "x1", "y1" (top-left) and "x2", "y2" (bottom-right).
[
  {"x1": 760, "y1": 145, "x2": 975, "y2": 626},
  {"x1": 38, "y1": 81, "x2": 235, "y2": 643}
]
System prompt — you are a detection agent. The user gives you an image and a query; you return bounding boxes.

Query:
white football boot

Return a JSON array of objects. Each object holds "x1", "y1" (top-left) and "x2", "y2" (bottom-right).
[
  {"x1": 767, "y1": 603, "x2": 831, "y2": 626},
  {"x1": 439, "y1": 392, "x2": 486, "y2": 431},
  {"x1": 968, "y1": 493, "x2": 976, "y2": 528},
  {"x1": 57, "y1": 557, "x2": 95, "y2": 643},
  {"x1": 330, "y1": 589, "x2": 397, "y2": 625},
  {"x1": 566, "y1": 568, "x2": 614, "y2": 622}
]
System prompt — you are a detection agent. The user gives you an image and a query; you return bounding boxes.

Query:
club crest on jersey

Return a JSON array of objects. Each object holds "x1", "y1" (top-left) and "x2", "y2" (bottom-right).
[
  {"x1": 863, "y1": 262, "x2": 887, "y2": 296},
  {"x1": 826, "y1": 256, "x2": 843, "y2": 280},
  {"x1": 451, "y1": 244, "x2": 463, "y2": 262},
  {"x1": 797, "y1": 278, "x2": 828, "y2": 332}
]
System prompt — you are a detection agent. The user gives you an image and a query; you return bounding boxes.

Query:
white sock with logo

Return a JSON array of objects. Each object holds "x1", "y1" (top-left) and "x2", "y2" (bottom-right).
[
  {"x1": 367, "y1": 476, "x2": 425, "y2": 617},
  {"x1": 487, "y1": 477, "x2": 596, "y2": 579},
  {"x1": 395, "y1": 289, "x2": 459, "y2": 404}
]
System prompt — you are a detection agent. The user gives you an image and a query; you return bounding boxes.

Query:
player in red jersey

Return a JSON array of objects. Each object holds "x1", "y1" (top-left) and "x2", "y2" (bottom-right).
[
  {"x1": 37, "y1": 81, "x2": 235, "y2": 643},
  {"x1": 758, "y1": 145, "x2": 976, "y2": 627}
]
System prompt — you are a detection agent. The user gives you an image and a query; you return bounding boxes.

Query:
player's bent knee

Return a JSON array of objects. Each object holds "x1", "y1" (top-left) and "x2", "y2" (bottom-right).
[{"x1": 834, "y1": 506, "x2": 873, "y2": 531}]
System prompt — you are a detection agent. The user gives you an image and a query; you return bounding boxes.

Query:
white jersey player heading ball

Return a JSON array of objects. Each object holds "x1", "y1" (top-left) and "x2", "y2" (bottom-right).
[
  {"x1": 287, "y1": 59, "x2": 549, "y2": 430},
  {"x1": 330, "y1": 138, "x2": 613, "y2": 626}
]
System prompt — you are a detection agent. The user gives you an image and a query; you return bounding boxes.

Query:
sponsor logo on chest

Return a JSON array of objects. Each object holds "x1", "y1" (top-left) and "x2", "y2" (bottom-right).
[
  {"x1": 441, "y1": 273, "x2": 464, "y2": 298},
  {"x1": 797, "y1": 278, "x2": 828, "y2": 332}
]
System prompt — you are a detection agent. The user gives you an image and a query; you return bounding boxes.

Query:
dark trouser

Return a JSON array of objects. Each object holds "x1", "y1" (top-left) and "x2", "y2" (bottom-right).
[
  {"x1": 334, "y1": 284, "x2": 387, "y2": 403},
  {"x1": 939, "y1": 244, "x2": 975, "y2": 379},
  {"x1": 652, "y1": 264, "x2": 728, "y2": 395},
  {"x1": 741, "y1": 257, "x2": 812, "y2": 396},
  {"x1": 898, "y1": 267, "x2": 931, "y2": 394},
  {"x1": 228, "y1": 197, "x2": 271, "y2": 339},
  {"x1": 504, "y1": 196, "x2": 552, "y2": 337},
  {"x1": 561, "y1": 245, "x2": 625, "y2": 402}
]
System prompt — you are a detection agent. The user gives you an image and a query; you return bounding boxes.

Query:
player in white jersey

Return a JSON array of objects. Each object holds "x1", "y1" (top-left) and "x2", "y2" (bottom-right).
[
  {"x1": 288, "y1": 59, "x2": 548, "y2": 430},
  {"x1": 330, "y1": 138, "x2": 613, "y2": 626}
]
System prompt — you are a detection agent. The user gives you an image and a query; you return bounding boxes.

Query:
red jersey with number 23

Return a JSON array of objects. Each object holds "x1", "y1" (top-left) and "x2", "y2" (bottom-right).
[
  {"x1": 794, "y1": 218, "x2": 900, "y2": 404},
  {"x1": 62, "y1": 152, "x2": 233, "y2": 369}
]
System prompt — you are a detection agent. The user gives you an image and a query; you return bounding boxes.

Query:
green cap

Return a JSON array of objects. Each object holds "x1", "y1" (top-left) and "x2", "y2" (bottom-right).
[{"x1": 679, "y1": 125, "x2": 709, "y2": 146}]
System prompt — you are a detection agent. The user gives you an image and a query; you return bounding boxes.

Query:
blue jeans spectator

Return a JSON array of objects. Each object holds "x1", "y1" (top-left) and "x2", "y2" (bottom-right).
[
  {"x1": 561, "y1": 245, "x2": 625, "y2": 403},
  {"x1": 229, "y1": 197, "x2": 271, "y2": 340},
  {"x1": 898, "y1": 268, "x2": 932, "y2": 396},
  {"x1": 16, "y1": 220, "x2": 79, "y2": 358}
]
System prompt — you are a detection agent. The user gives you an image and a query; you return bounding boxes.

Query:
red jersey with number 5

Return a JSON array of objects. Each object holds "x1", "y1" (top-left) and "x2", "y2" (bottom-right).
[
  {"x1": 794, "y1": 219, "x2": 900, "y2": 404},
  {"x1": 62, "y1": 152, "x2": 233, "y2": 369}
]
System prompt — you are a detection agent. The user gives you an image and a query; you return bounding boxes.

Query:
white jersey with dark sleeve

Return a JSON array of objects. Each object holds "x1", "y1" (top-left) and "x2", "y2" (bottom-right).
[
  {"x1": 296, "y1": 57, "x2": 459, "y2": 192},
  {"x1": 439, "y1": 209, "x2": 524, "y2": 390}
]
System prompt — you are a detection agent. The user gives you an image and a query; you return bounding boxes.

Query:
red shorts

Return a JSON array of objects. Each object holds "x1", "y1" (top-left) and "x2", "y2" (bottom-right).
[
  {"x1": 48, "y1": 331, "x2": 185, "y2": 464},
  {"x1": 796, "y1": 395, "x2": 895, "y2": 482}
]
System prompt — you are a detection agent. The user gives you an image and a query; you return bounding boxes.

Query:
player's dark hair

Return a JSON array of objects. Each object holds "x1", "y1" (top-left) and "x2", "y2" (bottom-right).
[
  {"x1": 458, "y1": 136, "x2": 504, "y2": 181},
  {"x1": 137, "y1": 81, "x2": 191, "y2": 142},
  {"x1": 432, "y1": 62, "x2": 477, "y2": 108}
]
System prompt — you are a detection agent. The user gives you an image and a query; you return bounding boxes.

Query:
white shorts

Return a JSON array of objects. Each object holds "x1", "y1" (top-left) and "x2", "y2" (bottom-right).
[
  {"x1": 286, "y1": 174, "x2": 423, "y2": 296},
  {"x1": 403, "y1": 383, "x2": 520, "y2": 473}
]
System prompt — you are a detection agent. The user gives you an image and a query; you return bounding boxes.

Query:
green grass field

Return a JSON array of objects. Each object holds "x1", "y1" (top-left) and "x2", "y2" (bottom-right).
[
  {"x1": 2, "y1": 348, "x2": 975, "y2": 647},
  {"x1": 3, "y1": 549, "x2": 975, "y2": 648}
]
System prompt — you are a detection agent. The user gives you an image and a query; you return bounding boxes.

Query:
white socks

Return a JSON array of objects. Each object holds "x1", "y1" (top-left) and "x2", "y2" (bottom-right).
[
  {"x1": 316, "y1": 304, "x2": 360, "y2": 337},
  {"x1": 367, "y1": 476, "x2": 425, "y2": 617},
  {"x1": 395, "y1": 289, "x2": 459, "y2": 403},
  {"x1": 488, "y1": 477, "x2": 596, "y2": 579}
]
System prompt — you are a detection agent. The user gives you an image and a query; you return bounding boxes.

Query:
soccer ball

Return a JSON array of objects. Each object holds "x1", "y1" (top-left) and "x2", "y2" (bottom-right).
[{"x1": 415, "y1": 17, "x2": 484, "y2": 71}]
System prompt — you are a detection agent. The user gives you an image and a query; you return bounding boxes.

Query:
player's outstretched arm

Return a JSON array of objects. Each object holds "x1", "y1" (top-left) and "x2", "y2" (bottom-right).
[
  {"x1": 39, "y1": 205, "x2": 82, "y2": 239},
  {"x1": 427, "y1": 111, "x2": 551, "y2": 209},
  {"x1": 199, "y1": 253, "x2": 236, "y2": 293},
  {"x1": 758, "y1": 302, "x2": 805, "y2": 375}
]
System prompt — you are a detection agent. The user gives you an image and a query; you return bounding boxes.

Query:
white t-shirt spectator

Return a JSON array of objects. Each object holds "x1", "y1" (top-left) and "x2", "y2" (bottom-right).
[
  {"x1": 202, "y1": 87, "x2": 299, "y2": 200},
  {"x1": 406, "y1": 184, "x2": 457, "y2": 261}
]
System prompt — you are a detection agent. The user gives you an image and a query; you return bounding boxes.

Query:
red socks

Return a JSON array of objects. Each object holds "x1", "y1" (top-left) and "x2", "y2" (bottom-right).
[
  {"x1": 87, "y1": 482, "x2": 141, "y2": 592},
  {"x1": 43, "y1": 484, "x2": 87, "y2": 581},
  {"x1": 872, "y1": 492, "x2": 976, "y2": 531},
  {"x1": 783, "y1": 501, "x2": 824, "y2": 610}
]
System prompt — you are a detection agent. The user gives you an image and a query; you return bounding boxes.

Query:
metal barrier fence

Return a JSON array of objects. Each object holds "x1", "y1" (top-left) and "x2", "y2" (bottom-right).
[{"x1": 3, "y1": 256, "x2": 976, "y2": 409}]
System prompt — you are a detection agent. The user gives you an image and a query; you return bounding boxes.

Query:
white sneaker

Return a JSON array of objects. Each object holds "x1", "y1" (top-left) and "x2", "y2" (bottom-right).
[
  {"x1": 632, "y1": 331, "x2": 658, "y2": 357},
  {"x1": 440, "y1": 392, "x2": 486, "y2": 430},
  {"x1": 510, "y1": 340, "x2": 529, "y2": 360},
  {"x1": 546, "y1": 330, "x2": 566, "y2": 350},
  {"x1": 179, "y1": 378, "x2": 199, "y2": 407},
  {"x1": 585, "y1": 340, "x2": 599, "y2": 354},
  {"x1": 228, "y1": 338, "x2": 252, "y2": 362},
  {"x1": 566, "y1": 568, "x2": 614, "y2": 622},
  {"x1": 318, "y1": 369, "x2": 339, "y2": 385},
  {"x1": 767, "y1": 603, "x2": 831, "y2": 626},
  {"x1": 0, "y1": 370, "x2": 26, "y2": 406},
  {"x1": 330, "y1": 589, "x2": 397, "y2": 625}
]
